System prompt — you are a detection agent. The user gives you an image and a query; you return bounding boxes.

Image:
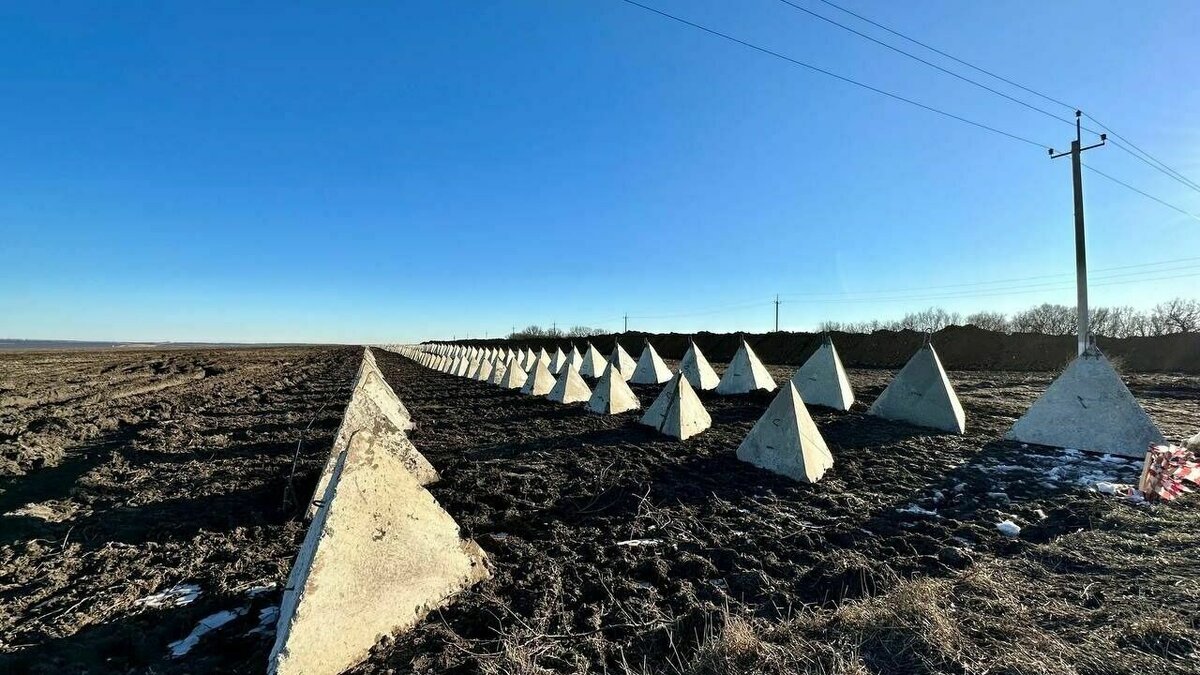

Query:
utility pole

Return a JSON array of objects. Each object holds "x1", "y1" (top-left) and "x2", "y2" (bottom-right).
[
  {"x1": 773, "y1": 294, "x2": 782, "y2": 332},
  {"x1": 1050, "y1": 110, "x2": 1105, "y2": 356},
  {"x1": 623, "y1": 313, "x2": 628, "y2": 333}
]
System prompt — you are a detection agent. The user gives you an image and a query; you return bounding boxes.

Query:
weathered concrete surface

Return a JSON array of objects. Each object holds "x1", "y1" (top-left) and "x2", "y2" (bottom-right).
[
  {"x1": 630, "y1": 341, "x2": 674, "y2": 385},
  {"x1": 716, "y1": 340, "x2": 777, "y2": 395},
  {"x1": 609, "y1": 343, "x2": 638, "y2": 379},
  {"x1": 1005, "y1": 346, "x2": 1165, "y2": 457},
  {"x1": 487, "y1": 357, "x2": 508, "y2": 386},
  {"x1": 736, "y1": 382, "x2": 833, "y2": 483},
  {"x1": 586, "y1": 363, "x2": 640, "y2": 415},
  {"x1": 681, "y1": 341, "x2": 720, "y2": 391},
  {"x1": 499, "y1": 357, "x2": 528, "y2": 389},
  {"x1": 790, "y1": 336, "x2": 855, "y2": 411},
  {"x1": 548, "y1": 364, "x2": 592, "y2": 404},
  {"x1": 564, "y1": 344, "x2": 584, "y2": 374},
  {"x1": 580, "y1": 343, "x2": 607, "y2": 379},
  {"x1": 269, "y1": 425, "x2": 490, "y2": 675},
  {"x1": 639, "y1": 372, "x2": 712, "y2": 440},
  {"x1": 520, "y1": 360, "x2": 557, "y2": 396},
  {"x1": 868, "y1": 343, "x2": 965, "y2": 434}
]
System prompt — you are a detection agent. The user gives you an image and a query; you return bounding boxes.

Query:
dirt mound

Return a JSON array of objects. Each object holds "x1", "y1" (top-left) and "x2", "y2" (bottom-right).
[{"x1": 450, "y1": 326, "x2": 1200, "y2": 373}]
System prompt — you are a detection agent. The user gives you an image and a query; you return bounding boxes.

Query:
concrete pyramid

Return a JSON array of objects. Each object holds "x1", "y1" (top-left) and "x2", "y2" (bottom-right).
[
  {"x1": 487, "y1": 356, "x2": 508, "y2": 386},
  {"x1": 547, "y1": 363, "x2": 592, "y2": 404},
  {"x1": 608, "y1": 342, "x2": 638, "y2": 379},
  {"x1": 456, "y1": 358, "x2": 477, "y2": 378},
  {"x1": 586, "y1": 363, "x2": 641, "y2": 415},
  {"x1": 790, "y1": 336, "x2": 855, "y2": 411},
  {"x1": 444, "y1": 356, "x2": 459, "y2": 374},
  {"x1": 630, "y1": 341, "x2": 673, "y2": 385},
  {"x1": 639, "y1": 372, "x2": 711, "y2": 440},
  {"x1": 499, "y1": 356, "x2": 528, "y2": 389},
  {"x1": 1005, "y1": 345, "x2": 1164, "y2": 457},
  {"x1": 473, "y1": 359, "x2": 493, "y2": 382},
  {"x1": 717, "y1": 340, "x2": 777, "y2": 395},
  {"x1": 736, "y1": 382, "x2": 833, "y2": 483},
  {"x1": 868, "y1": 341, "x2": 965, "y2": 434},
  {"x1": 520, "y1": 360, "x2": 557, "y2": 395},
  {"x1": 521, "y1": 348, "x2": 537, "y2": 371},
  {"x1": 579, "y1": 342, "x2": 607, "y2": 378},
  {"x1": 549, "y1": 347, "x2": 567, "y2": 374},
  {"x1": 536, "y1": 347, "x2": 551, "y2": 369},
  {"x1": 564, "y1": 344, "x2": 583, "y2": 373},
  {"x1": 681, "y1": 341, "x2": 720, "y2": 391},
  {"x1": 271, "y1": 426, "x2": 490, "y2": 675}
]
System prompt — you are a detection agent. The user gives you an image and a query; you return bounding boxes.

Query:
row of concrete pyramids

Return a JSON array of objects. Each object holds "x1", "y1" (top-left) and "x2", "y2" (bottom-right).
[
  {"x1": 407, "y1": 333, "x2": 1165, "y2": 462},
  {"x1": 269, "y1": 348, "x2": 489, "y2": 675}
]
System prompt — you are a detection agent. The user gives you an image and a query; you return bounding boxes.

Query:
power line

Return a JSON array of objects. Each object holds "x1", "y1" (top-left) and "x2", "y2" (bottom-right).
[
  {"x1": 796, "y1": 0, "x2": 1200, "y2": 196},
  {"x1": 773, "y1": 0, "x2": 1079, "y2": 130},
  {"x1": 615, "y1": 0, "x2": 1049, "y2": 149},
  {"x1": 809, "y1": 0, "x2": 1077, "y2": 112},
  {"x1": 1082, "y1": 163, "x2": 1200, "y2": 222}
]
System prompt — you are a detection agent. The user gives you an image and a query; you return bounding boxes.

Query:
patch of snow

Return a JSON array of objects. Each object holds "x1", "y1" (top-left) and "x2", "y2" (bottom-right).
[
  {"x1": 1095, "y1": 482, "x2": 1119, "y2": 495},
  {"x1": 249, "y1": 606, "x2": 280, "y2": 636},
  {"x1": 1033, "y1": 509, "x2": 1048, "y2": 521},
  {"x1": 616, "y1": 539, "x2": 661, "y2": 547},
  {"x1": 996, "y1": 520, "x2": 1022, "y2": 538},
  {"x1": 135, "y1": 583, "x2": 202, "y2": 609},
  {"x1": 168, "y1": 607, "x2": 247, "y2": 657},
  {"x1": 897, "y1": 504, "x2": 938, "y2": 517},
  {"x1": 244, "y1": 585, "x2": 274, "y2": 598}
]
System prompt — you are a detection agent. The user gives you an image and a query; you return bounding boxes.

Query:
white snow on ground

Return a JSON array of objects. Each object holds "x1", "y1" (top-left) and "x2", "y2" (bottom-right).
[
  {"x1": 996, "y1": 520, "x2": 1022, "y2": 537},
  {"x1": 616, "y1": 539, "x2": 662, "y2": 547},
  {"x1": 249, "y1": 606, "x2": 280, "y2": 636},
  {"x1": 134, "y1": 583, "x2": 202, "y2": 609},
  {"x1": 168, "y1": 607, "x2": 248, "y2": 657},
  {"x1": 892, "y1": 504, "x2": 936, "y2": 514}
]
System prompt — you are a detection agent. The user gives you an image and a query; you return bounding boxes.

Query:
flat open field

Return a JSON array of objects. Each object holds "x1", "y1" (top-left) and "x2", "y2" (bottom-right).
[{"x1": 1, "y1": 346, "x2": 1197, "y2": 674}]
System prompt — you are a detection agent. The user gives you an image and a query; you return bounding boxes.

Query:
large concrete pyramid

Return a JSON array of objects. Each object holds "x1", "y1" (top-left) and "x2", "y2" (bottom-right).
[
  {"x1": 547, "y1": 363, "x2": 593, "y2": 404},
  {"x1": 717, "y1": 339, "x2": 777, "y2": 395},
  {"x1": 521, "y1": 348, "x2": 537, "y2": 371},
  {"x1": 455, "y1": 358, "x2": 474, "y2": 378},
  {"x1": 790, "y1": 336, "x2": 855, "y2": 411},
  {"x1": 681, "y1": 341, "x2": 720, "y2": 391},
  {"x1": 630, "y1": 341, "x2": 673, "y2": 385},
  {"x1": 639, "y1": 372, "x2": 712, "y2": 440},
  {"x1": 579, "y1": 342, "x2": 607, "y2": 378},
  {"x1": 499, "y1": 356, "x2": 528, "y2": 389},
  {"x1": 536, "y1": 347, "x2": 552, "y2": 369},
  {"x1": 868, "y1": 341, "x2": 965, "y2": 434},
  {"x1": 472, "y1": 359, "x2": 493, "y2": 382},
  {"x1": 446, "y1": 356, "x2": 461, "y2": 374},
  {"x1": 487, "y1": 356, "x2": 508, "y2": 386},
  {"x1": 586, "y1": 363, "x2": 641, "y2": 415},
  {"x1": 608, "y1": 342, "x2": 638, "y2": 379},
  {"x1": 1005, "y1": 345, "x2": 1164, "y2": 457},
  {"x1": 736, "y1": 382, "x2": 833, "y2": 483},
  {"x1": 270, "y1": 425, "x2": 489, "y2": 675},
  {"x1": 549, "y1": 347, "x2": 567, "y2": 374},
  {"x1": 564, "y1": 344, "x2": 584, "y2": 373},
  {"x1": 520, "y1": 360, "x2": 557, "y2": 396}
]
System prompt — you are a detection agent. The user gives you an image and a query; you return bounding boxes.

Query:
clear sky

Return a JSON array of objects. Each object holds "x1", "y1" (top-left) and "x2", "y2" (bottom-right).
[{"x1": 2, "y1": 1, "x2": 1198, "y2": 343}]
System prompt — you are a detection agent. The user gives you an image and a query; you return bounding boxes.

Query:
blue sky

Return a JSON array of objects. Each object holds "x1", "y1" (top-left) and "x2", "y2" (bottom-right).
[{"x1": 2, "y1": 1, "x2": 1197, "y2": 343}]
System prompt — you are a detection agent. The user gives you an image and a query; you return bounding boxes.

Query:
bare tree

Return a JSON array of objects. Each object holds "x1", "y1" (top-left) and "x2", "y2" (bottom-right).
[
  {"x1": 965, "y1": 311, "x2": 1009, "y2": 332},
  {"x1": 1152, "y1": 298, "x2": 1200, "y2": 334}
]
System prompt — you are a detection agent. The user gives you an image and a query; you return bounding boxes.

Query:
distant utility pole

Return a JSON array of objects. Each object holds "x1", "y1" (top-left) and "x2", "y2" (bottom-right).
[
  {"x1": 1050, "y1": 110, "x2": 1105, "y2": 356},
  {"x1": 773, "y1": 294, "x2": 782, "y2": 332},
  {"x1": 623, "y1": 313, "x2": 628, "y2": 333}
]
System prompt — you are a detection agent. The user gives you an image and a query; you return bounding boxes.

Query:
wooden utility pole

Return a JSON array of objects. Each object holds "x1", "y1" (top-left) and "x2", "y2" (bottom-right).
[{"x1": 1050, "y1": 110, "x2": 1105, "y2": 356}]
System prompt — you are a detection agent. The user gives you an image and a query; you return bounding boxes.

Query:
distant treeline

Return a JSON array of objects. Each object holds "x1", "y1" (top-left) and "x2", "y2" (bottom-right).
[
  {"x1": 508, "y1": 325, "x2": 607, "y2": 339},
  {"x1": 817, "y1": 298, "x2": 1200, "y2": 338}
]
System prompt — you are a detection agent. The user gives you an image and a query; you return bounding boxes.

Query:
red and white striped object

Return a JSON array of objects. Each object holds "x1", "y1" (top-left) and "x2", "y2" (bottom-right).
[{"x1": 1138, "y1": 444, "x2": 1200, "y2": 501}]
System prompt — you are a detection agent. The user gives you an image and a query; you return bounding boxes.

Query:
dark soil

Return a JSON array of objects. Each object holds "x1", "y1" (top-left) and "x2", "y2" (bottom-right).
[{"x1": 1, "y1": 346, "x2": 1197, "y2": 674}]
